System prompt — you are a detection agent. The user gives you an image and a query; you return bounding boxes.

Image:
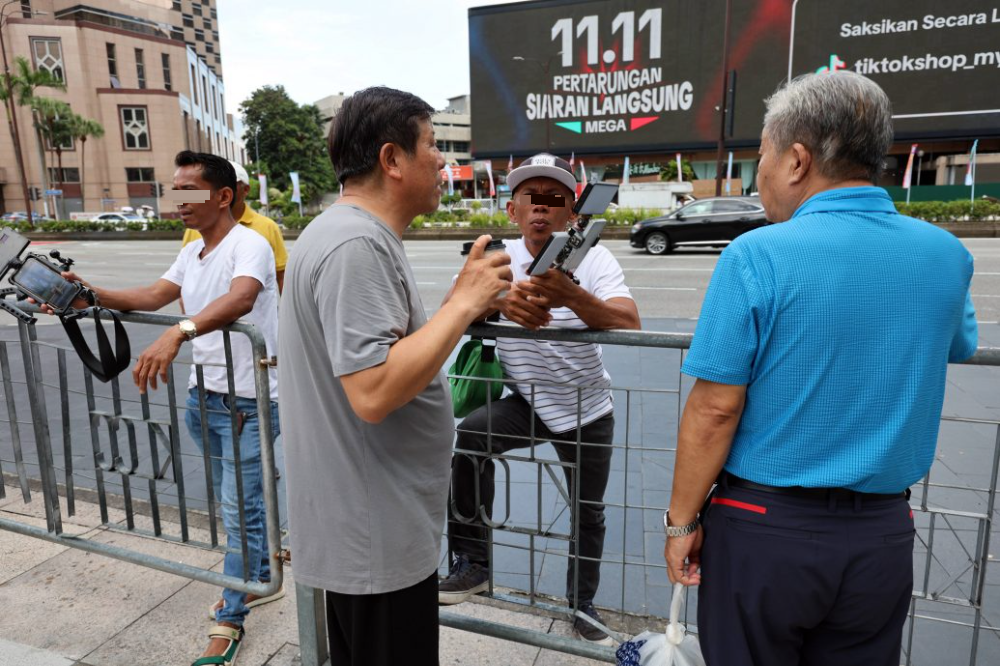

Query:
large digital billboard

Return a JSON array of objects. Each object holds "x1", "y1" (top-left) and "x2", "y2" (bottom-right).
[
  {"x1": 789, "y1": 0, "x2": 1000, "y2": 140},
  {"x1": 469, "y1": 0, "x2": 1000, "y2": 158}
]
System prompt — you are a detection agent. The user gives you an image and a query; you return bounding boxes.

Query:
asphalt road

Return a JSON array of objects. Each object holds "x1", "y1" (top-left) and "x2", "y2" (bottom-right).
[{"x1": 7, "y1": 236, "x2": 1000, "y2": 325}]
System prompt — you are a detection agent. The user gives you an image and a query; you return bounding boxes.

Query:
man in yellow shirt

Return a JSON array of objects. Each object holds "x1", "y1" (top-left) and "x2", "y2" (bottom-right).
[{"x1": 183, "y1": 161, "x2": 288, "y2": 292}]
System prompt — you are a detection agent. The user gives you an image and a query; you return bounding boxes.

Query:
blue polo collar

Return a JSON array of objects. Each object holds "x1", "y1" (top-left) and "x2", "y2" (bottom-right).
[{"x1": 791, "y1": 186, "x2": 896, "y2": 219}]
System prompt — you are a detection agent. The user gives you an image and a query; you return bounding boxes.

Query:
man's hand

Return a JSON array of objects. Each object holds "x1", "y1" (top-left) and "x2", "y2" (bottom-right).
[
  {"x1": 664, "y1": 527, "x2": 704, "y2": 586},
  {"x1": 450, "y1": 235, "x2": 513, "y2": 318},
  {"x1": 133, "y1": 326, "x2": 185, "y2": 393},
  {"x1": 29, "y1": 270, "x2": 93, "y2": 315},
  {"x1": 527, "y1": 268, "x2": 583, "y2": 310},
  {"x1": 498, "y1": 282, "x2": 551, "y2": 330}
]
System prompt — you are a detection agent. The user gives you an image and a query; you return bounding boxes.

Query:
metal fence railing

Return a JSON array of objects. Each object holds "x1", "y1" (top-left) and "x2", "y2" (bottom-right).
[
  {"x1": 0, "y1": 307, "x2": 283, "y2": 597},
  {"x1": 2, "y1": 312, "x2": 999, "y2": 666},
  {"x1": 297, "y1": 323, "x2": 1000, "y2": 666}
]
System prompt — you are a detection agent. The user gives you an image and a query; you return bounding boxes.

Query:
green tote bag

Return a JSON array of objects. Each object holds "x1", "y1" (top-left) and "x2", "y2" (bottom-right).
[{"x1": 448, "y1": 338, "x2": 504, "y2": 418}]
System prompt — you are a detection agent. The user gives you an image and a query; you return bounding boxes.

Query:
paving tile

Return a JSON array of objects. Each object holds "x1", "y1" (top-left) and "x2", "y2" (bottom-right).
[
  {"x1": 0, "y1": 510, "x2": 94, "y2": 585},
  {"x1": 440, "y1": 601, "x2": 546, "y2": 665},
  {"x1": 0, "y1": 527, "x2": 222, "y2": 661}
]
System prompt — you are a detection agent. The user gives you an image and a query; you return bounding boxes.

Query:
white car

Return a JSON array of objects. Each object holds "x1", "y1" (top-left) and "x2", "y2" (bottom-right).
[{"x1": 91, "y1": 212, "x2": 147, "y2": 228}]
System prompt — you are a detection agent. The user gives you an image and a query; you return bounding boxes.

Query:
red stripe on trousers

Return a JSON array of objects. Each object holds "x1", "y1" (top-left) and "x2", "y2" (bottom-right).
[{"x1": 711, "y1": 497, "x2": 768, "y2": 514}]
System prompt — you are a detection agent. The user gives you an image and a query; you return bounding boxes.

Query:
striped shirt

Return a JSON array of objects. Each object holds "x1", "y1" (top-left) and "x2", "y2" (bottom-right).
[{"x1": 498, "y1": 238, "x2": 633, "y2": 433}]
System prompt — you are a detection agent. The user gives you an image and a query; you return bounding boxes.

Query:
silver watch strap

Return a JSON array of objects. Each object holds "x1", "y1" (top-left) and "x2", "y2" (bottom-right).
[{"x1": 663, "y1": 510, "x2": 699, "y2": 537}]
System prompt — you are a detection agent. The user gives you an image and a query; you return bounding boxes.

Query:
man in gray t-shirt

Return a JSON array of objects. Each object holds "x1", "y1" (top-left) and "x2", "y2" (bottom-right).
[{"x1": 278, "y1": 87, "x2": 511, "y2": 665}]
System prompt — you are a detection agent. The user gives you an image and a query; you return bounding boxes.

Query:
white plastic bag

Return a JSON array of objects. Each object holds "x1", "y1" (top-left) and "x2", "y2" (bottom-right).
[{"x1": 615, "y1": 583, "x2": 706, "y2": 666}]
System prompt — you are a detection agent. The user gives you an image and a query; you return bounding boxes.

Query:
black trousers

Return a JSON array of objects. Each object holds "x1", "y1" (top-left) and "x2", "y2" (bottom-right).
[
  {"x1": 325, "y1": 572, "x2": 439, "y2": 666},
  {"x1": 698, "y1": 478, "x2": 915, "y2": 666},
  {"x1": 448, "y1": 392, "x2": 614, "y2": 604}
]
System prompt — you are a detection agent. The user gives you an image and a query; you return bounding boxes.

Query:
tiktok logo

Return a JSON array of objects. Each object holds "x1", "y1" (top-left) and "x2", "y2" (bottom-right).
[{"x1": 816, "y1": 54, "x2": 848, "y2": 74}]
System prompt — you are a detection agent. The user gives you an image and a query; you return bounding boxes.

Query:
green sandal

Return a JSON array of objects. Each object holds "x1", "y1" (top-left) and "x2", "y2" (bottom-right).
[{"x1": 192, "y1": 625, "x2": 244, "y2": 666}]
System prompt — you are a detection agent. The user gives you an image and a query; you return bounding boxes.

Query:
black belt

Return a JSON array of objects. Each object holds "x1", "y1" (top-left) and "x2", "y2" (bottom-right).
[{"x1": 723, "y1": 473, "x2": 908, "y2": 502}]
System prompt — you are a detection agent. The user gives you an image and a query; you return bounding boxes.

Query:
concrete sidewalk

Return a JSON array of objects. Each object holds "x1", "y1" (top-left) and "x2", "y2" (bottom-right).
[{"x1": 0, "y1": 485, "x2": 609, "y2": 666}]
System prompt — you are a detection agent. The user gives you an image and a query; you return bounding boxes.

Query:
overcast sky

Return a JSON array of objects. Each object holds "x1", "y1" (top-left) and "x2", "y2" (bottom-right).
[{"x1": 217, "y1": 0, "x2": 524, "y2": 120}]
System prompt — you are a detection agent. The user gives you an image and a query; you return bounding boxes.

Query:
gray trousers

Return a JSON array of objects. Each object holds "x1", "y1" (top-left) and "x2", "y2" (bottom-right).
[{"x1": 448, "y1": 392, "x2": 614, "y2": 605}]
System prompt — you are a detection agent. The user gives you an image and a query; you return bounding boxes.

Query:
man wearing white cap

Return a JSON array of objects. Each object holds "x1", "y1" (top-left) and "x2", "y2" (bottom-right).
[
  {"x1": 440, "y1": 153, "x2": 640, "y2": 645},
  {"x1": 183, "y1": 160, "x2": 288, "y2": 293}
]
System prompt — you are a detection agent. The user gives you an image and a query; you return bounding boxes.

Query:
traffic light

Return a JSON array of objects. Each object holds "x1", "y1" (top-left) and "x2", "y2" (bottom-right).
[
  {"x1": 156, "y1": 183, "x2": 165, "y2": 197},
  {"x1": 149, "y1": 183, "x2": 157, "y2": 197},
  {"x1": 29, "y1": 187, "x2": 40, "y2": 201}
]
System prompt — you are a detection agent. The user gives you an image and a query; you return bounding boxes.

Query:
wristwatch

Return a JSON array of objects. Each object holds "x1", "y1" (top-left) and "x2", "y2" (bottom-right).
[
  {"x1": 663, "y1": 510, "x2": 699, "y2": 537},
  {"x1": 178, "y1": 319, "x2": 198, "y2": 341}
]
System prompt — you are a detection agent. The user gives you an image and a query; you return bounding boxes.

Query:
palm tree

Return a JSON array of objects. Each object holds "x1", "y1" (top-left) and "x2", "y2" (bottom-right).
[
  {"x1": 32, "y1": 97, "x2": 73, "y2": 218},
  {"x1": 71, "y1": 116, "x2": 104, "y2": 212},
  {"x1": 4, "y1": 56, "x2": 65, "y2": 218},
  {"x1": 0, "y1": 56, "x2": 64, "y2": 225}
]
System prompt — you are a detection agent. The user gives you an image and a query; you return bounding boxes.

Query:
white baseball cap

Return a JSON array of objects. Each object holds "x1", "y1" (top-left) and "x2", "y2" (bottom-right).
[
  {"x1": 506, "y1": 153, "x2": 577, "y2": 193},
  {"x1": 228, "y1": 160, "x2": 250, "y2": 186}
]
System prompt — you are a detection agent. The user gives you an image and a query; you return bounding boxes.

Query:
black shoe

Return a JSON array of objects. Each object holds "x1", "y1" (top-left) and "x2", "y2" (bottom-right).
[
  {"x1": 438, "y1": 554, "x2": 489, "y2": 605},
  {"x1": 573, "y1": 601, "x2": 614, "y2": 646}
]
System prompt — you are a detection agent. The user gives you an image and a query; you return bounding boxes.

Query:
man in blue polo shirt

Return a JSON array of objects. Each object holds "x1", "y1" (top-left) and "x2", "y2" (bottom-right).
[{"x1": 664, "y1": 71, "x2": 977, "y2": 666}]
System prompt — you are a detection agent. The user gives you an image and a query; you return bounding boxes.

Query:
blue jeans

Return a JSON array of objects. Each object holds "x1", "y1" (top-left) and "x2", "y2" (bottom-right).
[{"x1": 186, "y1": 389, "x2": 280, "y2": 626}]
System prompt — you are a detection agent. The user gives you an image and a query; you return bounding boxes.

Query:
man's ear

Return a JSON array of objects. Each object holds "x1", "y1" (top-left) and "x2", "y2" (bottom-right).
[
  {"x1": 219, "y1": 185, "x2": 235, "y2": 209},
  {"x1": 789, "y1": 143, "x2": 812, "y2": 186},
  {"x1": 379, "y1": 142, "x2": 403, "y2": 182},
  {"x1": 506, "y1": 197, "x2": 516, "y2": 221}
]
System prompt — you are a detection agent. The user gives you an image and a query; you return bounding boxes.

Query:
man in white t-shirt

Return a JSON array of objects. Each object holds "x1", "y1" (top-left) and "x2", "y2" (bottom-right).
[
  {"x1": 54, "y1": 151, "x2": 280, "y2": 666},
  {"x1": 440, "y1": 153, "x2": 640, "y2": 646}
]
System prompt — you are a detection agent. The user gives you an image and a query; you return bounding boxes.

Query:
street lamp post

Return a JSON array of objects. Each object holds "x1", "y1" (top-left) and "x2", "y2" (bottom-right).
[
  {"x1": 512, "y1": 54, "x2": 560, "y2": 154},
  {"x1": 0, "y1": 0, "x2": 37, "y2": 225}
]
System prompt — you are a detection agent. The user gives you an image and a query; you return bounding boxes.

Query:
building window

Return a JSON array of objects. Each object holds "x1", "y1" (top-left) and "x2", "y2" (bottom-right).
[
  {"x1": 135, "y1": 48, "x2": 146, "y2": 89},
  {"x1": 201, "y1": 75, "x2": 208, "y2": 114},
  {"x1": 31, "y1": 38, "x2": 65, "y2": 82},
  {"x1": 190, "y1": 64, "x2": 198, "y2": 105},
  {"x1": 215, "y1": 132, "x2": 220, "y2": 155},
  {"x1": 212, "y1": 30, "x2": 220, "y2": 41},
  {"x1": 170, "y1": 27, "x2": 184, "y2": 41},
  {"x1": 48, "y1": 167, "x2": 80, "y2": 183},
  {"x1": 161, "y1": 53, "x2": 172, "y2": 91},
  {"x1": 106, "y1": 43, "x2": 117, "y2": 78},
  {"x1": 210, "y1": 84, "x2": 217, "y2": 117},
  {"x1": 126, "y1": 168, "x2": 155, "y2": 183},
  {"x1": 194, "y1": 28, "x2": 205, "y2": 42},
  {"x1": 452, "y1": 141, "x2": 470, "y2": 153},
  {"x1": 192, "y1": 2, "x2": 202, "y2": 15},
  {"x1": 182, "y1": 13, "x2": 194, "y2": 28},
  {"x1": 219, "y1": 92, "x2": 225, "y2": 116},
  {"x1": 20, "y1": 1, "x2": 30, "y2": 19},
  {"x1": 205, "y1": 42, "x2": 214, "y2": 54},
  {"x1": 120, "y1": 107, "x2": 150, "y2": 150},
  {"x1": 172, "y1": 0, "x2": 182, "y2": 10},
  {"x1": 183, "y1": 110, "x2": 190, "y2": 149},
  {"x1": 203, "y1": 18, "x2": 212, "y2": 29},
  {"x1": 210, "y1": 7, "x2": 217, "y2": 19}
]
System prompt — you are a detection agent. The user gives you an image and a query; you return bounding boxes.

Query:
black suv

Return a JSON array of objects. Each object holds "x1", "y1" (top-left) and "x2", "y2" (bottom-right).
[{"x1": 629, "y1": 196, "x2": 770, "y2": 254}]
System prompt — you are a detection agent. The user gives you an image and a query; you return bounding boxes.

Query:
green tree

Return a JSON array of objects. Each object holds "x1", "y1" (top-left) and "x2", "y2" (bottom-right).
[
  {"x1": 0, "y1": 56, "x2": 65, "y2": 223},
  {"x1": 240, "y1": 85, "x2": 336, "y2": 204},
  {"x1": 33, "y1": 98, "x2": 74, "y2": 219},
  {"x1": 659, "y1": 158, "x2": 697, "y2": 183},
  {"x1": 70, "y1": 116, "x2": 105, "y2": 212}
]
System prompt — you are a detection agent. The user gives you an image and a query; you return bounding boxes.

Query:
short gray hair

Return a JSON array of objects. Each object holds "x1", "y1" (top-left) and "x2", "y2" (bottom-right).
[{"x1": 763, "y1": 71, "x2": 893, "y2": 183}]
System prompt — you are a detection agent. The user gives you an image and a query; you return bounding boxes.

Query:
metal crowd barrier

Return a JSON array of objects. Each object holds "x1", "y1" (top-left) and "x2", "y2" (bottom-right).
[
  {"x1": 0, "y1": 307, "x2": 283, "y2": 598},
  {"x1": 298, "y1": 322, "x2": 1000, "y2": 666},
  {"x1": 3, "y1": 311, "x2": 999, "y2": 666}
]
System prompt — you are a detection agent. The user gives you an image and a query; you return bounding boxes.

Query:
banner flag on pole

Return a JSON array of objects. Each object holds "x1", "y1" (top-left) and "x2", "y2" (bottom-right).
[
  {"x1": 289, "y1": 171, "x2": 302, "y2": 203},
  {"x1": 258, "y1": 174, "x2": 269, "y2": 206},
  {"x1": 623, "y1": 156, "x2": 630, "y2": 185},
  {"x1": 725, "y1": 152, "x2": 734, "y2": 195},
  {"x1": 965, "y1": 140, "x2": 979, "y2": 186},
  {"x1": 508, "y1": 154, "x2": 514, "y2": 172},
  {"x1": 445, "y1": 164, "x2": 455, "y2": 196},
  {"x1": 902, "y1": 144, "x2": 918, "y2": 190},
  {"x1": 676, "y1": 153, "x2": 683, "y2": 183},
  {"x1": 576, "y1": 160, "x2": 588, "y2": 198},
  {"x1": 485, "y1": 161, "x2": 496, "y2": 198},
  {"x1": 569, "y1": 152, "x2": 575, "y2": 168}
]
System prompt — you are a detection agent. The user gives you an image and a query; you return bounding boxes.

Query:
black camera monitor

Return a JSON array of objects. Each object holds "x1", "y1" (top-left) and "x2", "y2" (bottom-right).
[
  {"x1": 11, "y1": 256, "x2": 82, "y2": 313},
  {"x1": 0, "y1": 228, "x2": 30, "y2": 280}
]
